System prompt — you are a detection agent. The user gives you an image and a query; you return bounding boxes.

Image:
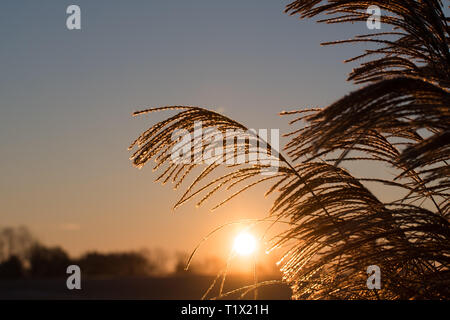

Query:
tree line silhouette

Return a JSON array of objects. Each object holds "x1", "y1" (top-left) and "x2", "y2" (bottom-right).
[{"x1": 0, "y1": 226, "x2": 219, "y2": 279}]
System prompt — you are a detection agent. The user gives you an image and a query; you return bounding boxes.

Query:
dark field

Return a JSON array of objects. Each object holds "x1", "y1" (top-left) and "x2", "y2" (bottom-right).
[{"x1": 0, "y1": 275, "x2": 291, "y2": 300}]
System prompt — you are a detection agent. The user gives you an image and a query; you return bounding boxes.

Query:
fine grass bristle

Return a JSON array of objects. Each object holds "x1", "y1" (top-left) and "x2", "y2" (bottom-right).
[{"x1": 130, "y1": 0, "x2": 450, "y2": 299}]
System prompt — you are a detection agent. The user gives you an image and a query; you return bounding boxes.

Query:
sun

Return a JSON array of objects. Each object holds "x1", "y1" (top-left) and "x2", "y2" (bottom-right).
[{"x1": 233, "y1": 232, "x2": 257, "y2": 256}]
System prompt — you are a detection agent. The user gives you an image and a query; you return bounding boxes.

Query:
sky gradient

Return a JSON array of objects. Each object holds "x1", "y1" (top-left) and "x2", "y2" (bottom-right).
[{"x1": 1, "y1": 0, "x2": 389, "y2": 258}]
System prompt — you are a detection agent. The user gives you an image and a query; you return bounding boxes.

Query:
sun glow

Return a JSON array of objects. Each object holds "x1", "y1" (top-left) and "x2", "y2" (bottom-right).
[{"x1": 233, "y1": 232, "x2": 257, "y2": 256}]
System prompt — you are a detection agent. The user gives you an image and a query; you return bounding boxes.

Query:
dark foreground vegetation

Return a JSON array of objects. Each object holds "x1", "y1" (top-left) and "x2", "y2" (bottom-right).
[{"x1": 0, "y1": 275, "x2": 291, "y2": 300}]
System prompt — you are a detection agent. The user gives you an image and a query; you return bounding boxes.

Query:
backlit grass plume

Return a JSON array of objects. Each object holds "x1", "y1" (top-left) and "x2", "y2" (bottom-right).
[{"x1": 129, "y1": 0, "x2": 449, "y2": 299}]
